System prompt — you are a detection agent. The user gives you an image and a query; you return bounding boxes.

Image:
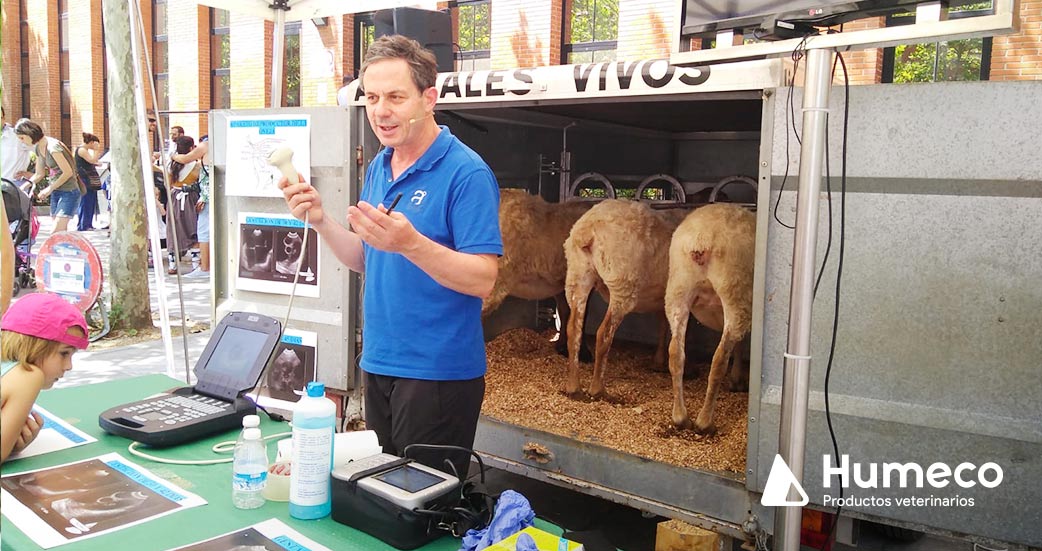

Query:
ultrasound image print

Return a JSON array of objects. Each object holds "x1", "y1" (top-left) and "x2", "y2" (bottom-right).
[
  {"x1": 265, "y1": 343, "x2": 315, "y2": 402},
  {"x1": 274, "y1": 230, "x2": 303, "y2": 276},
  {"x1": 1, "y1": 459, "x2": 177, "y2": 538},
  {"x1": 239, "y1": 226, "x2": 274, "y2": 274},
  {"x1": 174, "y1": 528, "x2": 284, "y2": 550}
]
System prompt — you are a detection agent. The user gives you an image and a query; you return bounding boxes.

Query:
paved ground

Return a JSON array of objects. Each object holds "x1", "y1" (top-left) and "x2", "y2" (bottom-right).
[{"x1": 17, "y1": 207, "x2": 213, "y2": 389}]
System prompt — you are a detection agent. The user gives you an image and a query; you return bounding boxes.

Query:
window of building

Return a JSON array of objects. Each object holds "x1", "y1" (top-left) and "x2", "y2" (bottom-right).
[
  {"x1": 153, "y1": 0, "x2": 169, "y2": 130},
  {"x1": 283, "y1": 21, "x2": 301, "y2": 107},
  {"x1": 211, "y1": 8, "x2": 231, "y2": 109},
  {"x1": 882, "y1": 2, "x2": 993, "y2": 83},
  {"x1": 563, "y1": 0, "x2": 618, "y2": 64},
  {"x1": 457, "y1": 0, "x2": 490, "y2": 71},
  {"x1": 20, "y1": 0, "x2": 30, "y2": 117},
  {"x1": 59, "y1": 0, "x2": 71, "y2": 145},
  {"x1": 355, "y1": 13, "x2": 376, "y2": 74}
]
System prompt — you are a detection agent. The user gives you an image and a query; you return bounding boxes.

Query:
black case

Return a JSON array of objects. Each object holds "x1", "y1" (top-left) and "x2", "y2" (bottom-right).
[{"x1": 331, "y1": 472, "x2": 456, "y2": 550}]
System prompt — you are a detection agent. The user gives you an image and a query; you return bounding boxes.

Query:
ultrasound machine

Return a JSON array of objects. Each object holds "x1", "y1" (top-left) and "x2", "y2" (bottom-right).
[{"x1": 99, "y1": 312, "x2": 282, "y2": 447}]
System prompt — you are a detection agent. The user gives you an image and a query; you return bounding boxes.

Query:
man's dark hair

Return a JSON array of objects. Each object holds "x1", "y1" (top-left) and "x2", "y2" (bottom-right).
[
  {"x1": 359, "y1": 35, "x2": 438, "y2": 93},
  {"x1": 171, "y1": 126, "x2": 185, "y2": 135},
  {"x1": 14, "y1": 119, "x2": 44, "y2": 144}
]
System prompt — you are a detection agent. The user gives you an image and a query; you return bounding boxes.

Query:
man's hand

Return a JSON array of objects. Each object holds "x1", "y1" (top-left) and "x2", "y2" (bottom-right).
[
  {"x1": 11, "y1": 411, "x2": 43, "y2": 454},
  {"x1": 195, "y1": 199, "x2": 205, "y2": 213},
  {"x1": 347, "y1": 201, "x2": 421, "y2": 254},
  {"x1": 278, "y1": 174, "x2": 325, "y2": 227}
]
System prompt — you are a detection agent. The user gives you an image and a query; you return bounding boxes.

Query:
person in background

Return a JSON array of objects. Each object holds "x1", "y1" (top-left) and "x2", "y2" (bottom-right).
[
  {"x1": 336, "y1": 74, "x2": 356, "y2": 107},
  {"x1": 172, "y1": 135, "x2": 211, "y2": 278},
  {"x1": 74, "y1": 133, "x2": 104, "y2": 231},
  {"x1": 1, "y1": 107, "x2": 34, "y2": 183},
  {"x1": 14, "y1": 119, "x2": 82, "y2": 234},
  {"x1": 168, "y1": 126, "x2": 184, "y2": 157},
  {"x1": 165, "y1": 135, "x2": 200, "y2": 275},
  {"x1": 0, "y1": 293, "x2": 90, "y2": 464},
  {"x1": 279, "y1": 36, "x2": 502, "y2": 478}
]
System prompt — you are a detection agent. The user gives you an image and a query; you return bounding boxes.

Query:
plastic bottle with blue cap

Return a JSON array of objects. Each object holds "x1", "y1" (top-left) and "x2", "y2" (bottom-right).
[{"x1": 289, "y1": 381, "x2": 336, "y2": 519}]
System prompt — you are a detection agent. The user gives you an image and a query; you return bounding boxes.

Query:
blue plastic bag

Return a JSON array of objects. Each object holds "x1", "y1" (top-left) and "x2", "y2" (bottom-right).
[{"x1": 458, "y1": 489, "x2": 535, "y2": 551}]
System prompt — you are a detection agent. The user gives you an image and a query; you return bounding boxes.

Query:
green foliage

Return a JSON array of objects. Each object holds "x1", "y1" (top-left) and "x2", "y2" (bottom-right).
[
  {"x1": 570, "y1": 0, "x2": 618, "y2": 43},
  {"x1": 284, "y1": 34, "x2": 301, "y2": 107},
  {"x1": 891, "y1": 1, "x2": 989, "y2": 83},
  {"x1": 894, "y1": 38, "x2": 984, "y2": 83},
  {"x1": 458, "y1": 2, "x2": 490, "y2": 51}
]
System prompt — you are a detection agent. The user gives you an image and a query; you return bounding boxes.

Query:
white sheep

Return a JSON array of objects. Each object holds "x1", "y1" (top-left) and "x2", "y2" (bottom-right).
[
  {"x1": 484, "y1": 189, "x2": 592, "y2": 356},
  {"x1": 664, "y1": 203, "x2": 756, "y2": 433},
  {"x1": 563, "y1": 199, "x2": 686, "y2": 398}
]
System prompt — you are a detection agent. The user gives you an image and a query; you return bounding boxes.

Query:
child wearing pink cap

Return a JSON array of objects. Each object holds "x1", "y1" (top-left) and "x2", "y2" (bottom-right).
[{"x1": 1, "y1": 293, "x2": 90, "y2": 463}]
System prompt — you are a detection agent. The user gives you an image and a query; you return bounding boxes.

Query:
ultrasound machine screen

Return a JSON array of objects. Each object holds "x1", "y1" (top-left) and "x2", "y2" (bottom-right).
[{"x1": 201, "y1": 325, "x2": 273, "y2": 379}]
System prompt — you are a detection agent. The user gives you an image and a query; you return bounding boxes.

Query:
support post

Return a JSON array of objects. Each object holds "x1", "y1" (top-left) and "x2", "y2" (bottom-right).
[
  {"x1": 270, "y1": 6, "x2": 286, "y2": 108},
  {"x1": 775, "y1": 47, "x2": 834, "y2": 551}
]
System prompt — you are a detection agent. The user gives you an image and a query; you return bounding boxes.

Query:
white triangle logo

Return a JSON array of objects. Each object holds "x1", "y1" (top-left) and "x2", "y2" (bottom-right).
[{"x1": 761, "y1": 454, "x2": 809, "y2": 506}]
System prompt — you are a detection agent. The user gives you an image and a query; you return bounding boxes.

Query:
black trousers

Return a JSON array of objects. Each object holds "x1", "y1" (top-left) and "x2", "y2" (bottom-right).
[{"x1": 364, "y1": 372, "x2": 485, "y2": 480}]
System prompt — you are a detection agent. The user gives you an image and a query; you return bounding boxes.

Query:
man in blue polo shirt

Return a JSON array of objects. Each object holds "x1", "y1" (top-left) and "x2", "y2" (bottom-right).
[{"x1": 279, "y1": 35, "x2": 501, "y2": 478}]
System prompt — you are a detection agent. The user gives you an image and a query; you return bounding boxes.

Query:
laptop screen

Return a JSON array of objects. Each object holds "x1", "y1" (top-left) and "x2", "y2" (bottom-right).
[
  {"x1": 193, "y1": 312, "x2": 282, "y2": 400},
  {"x1": 204, "y1": 326, "x2": 273, "y2": 381}
]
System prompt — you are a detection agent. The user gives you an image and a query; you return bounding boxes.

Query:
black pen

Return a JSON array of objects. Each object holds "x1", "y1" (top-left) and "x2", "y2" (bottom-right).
[{"x1": 385, "y1": 192, "x2": 404, "y2": 214}]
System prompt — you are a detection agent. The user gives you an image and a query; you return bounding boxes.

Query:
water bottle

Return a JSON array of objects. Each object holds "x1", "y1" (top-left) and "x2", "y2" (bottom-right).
[
  {"x1": 235, "y1": 414, "x2": 261, "y2": 448},
  {"x1": 232, "y1": 427, "x2": 268, "y2": 509},
  {"x1": 289, "y1": 382, "x2": 336, "y2": 519}
]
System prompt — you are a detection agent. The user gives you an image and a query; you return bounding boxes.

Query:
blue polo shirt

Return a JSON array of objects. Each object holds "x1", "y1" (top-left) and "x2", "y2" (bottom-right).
[{"x1": 359, "y1": 126, "x2": 502, "y2": 381}]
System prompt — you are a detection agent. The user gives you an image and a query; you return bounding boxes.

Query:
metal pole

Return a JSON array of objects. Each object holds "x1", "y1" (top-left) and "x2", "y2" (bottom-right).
[
  {"x1": 775, "y1": 47, "x2": 833, "y2": 551},
  {"x1": 125, "y1": 0, "x2": 179, "y2": 380},
  {"x1": 270, "y1": 7, "x2": 286, "y2": 108}
]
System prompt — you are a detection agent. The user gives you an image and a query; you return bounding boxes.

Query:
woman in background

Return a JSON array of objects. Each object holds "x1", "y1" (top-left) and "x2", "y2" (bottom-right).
[
  {"x1": 74, "y1": 133, "x2": 104, "y2": 231},
  {"x1": 14, "y1": 119, "x2": 82, "y2": 233}
]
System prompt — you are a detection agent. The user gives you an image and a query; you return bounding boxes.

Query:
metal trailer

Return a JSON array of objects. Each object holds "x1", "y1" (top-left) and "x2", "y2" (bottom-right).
[{"x1": 208, "y1": 59, "x2": 1041, "y2": 550}]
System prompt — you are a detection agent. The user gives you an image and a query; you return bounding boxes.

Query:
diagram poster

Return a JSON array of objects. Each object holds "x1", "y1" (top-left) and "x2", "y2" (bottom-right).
[
  {"x1": 167, "y1": 518, "x2": 335, "y2": 551},
  {"x1": 0, "y1": 453, "x2": 206, "y2": 548},
  {"x1": 225, "y1": 115, "x2": 311, "y2": 197},
  {"x1": 236, "y1": 212, "x2": 320, "y2": 298}
]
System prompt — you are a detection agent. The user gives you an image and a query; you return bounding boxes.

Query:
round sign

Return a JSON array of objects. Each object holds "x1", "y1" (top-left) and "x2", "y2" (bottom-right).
[{"x1": 34, "y1": 231, "x2": 104, "y2": 312}]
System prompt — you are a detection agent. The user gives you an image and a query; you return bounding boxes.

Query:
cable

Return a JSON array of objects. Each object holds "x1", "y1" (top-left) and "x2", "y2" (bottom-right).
[
  {"x1": 772, "y1": 35, "x2": 812, "y2": 230},
  {"x1": 127, "y1": 431, "x2": 292, "y2": 465},
  {"x1": 823, "y1": 49, "x2": 851, "y2": 550}
]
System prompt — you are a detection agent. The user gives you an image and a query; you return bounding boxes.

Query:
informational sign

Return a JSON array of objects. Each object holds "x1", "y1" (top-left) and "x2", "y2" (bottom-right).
[
  {"x1": 0, "y1": 453, "x2": 206, "y2": 548},
  {"x1": 225, "y1": 115, "x2": 311, "y2": 197},
  {"x1": 166, "y1": 519, "x2": 335, "y2": 551},
  {"x1": 6, "y1": 406, "x2": 97, "y2": 461},
  {"x1": 34, "y1": 232, "x2": 104, "y2": 312},
  {"x1": 235, "y1": 212, "x2": 320, "y2": 298}
]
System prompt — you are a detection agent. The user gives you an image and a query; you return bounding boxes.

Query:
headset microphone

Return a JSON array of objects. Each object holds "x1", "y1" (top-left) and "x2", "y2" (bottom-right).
[{"x1": 407, "y1": 112, "x2": 434, "y2": 125}]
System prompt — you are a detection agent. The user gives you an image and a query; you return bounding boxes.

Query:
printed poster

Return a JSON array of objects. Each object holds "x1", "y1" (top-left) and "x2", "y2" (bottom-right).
[
  {"x1": 0, "y1": 453, "x2": 206, "y2": 548},
  {"x1": 253, "y1": 329, "x2": 318, "y2": 405},
  {"x1": 45, "y1": 257, "x2": 86, "y2": 294},
  {"x1": 225, "y1": 114, "x2": 311, "y2": 197},
  {"x1": 236, "y1": 212, "x2": 320, "y2": 298},
  {"x1": 166, "y1": 518, "x2": 335, "y2": 551},
  {"x1": 7, "y1": 405, "x2": 97, "y2": 461}
]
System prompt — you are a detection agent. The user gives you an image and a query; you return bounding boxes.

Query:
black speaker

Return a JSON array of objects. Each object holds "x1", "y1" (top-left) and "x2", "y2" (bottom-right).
[{"x1": 374, "y1": 7, "x2": 454, "y2": 73}]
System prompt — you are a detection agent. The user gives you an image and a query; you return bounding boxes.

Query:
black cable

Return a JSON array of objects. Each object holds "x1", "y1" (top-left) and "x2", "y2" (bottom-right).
[
  {"x1": 824, "y1": 49, "x2": 851, "y2": 549},
  {"x1": 772, "y1": 36, "x2": 811, "y2": 230},
  {"x1": 244, "y1": 395, "x2": 288, "y2": 423},
  {"x1": 402, "y1": 443, "x2": 487, "y2": 485}
]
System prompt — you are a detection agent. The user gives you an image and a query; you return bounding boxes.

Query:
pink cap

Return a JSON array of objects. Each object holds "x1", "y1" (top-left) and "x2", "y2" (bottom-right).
[{"x1": 1, "y1": 293, "x2": 90, "y2": 350}]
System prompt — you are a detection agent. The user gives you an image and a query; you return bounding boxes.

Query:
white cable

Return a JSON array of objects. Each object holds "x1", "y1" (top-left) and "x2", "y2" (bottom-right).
[{"x1": 126, "y1": 431, "x2": 291, "y2": 465}]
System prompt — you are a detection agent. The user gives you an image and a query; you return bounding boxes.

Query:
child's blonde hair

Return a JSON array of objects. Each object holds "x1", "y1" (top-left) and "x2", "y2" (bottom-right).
[{"x1": 1, "y1": 327, "x2": 85, "y2": 371}]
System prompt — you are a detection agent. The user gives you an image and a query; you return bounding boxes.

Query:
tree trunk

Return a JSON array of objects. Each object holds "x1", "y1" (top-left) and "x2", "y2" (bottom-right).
[{"x1": 102, "y1": 0, "x2": 152, "y2": 330}]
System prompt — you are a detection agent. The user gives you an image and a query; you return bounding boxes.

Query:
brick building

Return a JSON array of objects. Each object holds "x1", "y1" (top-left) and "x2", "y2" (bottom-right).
[{"x1": 2, "y1": 0, "x2": 1039, "y2": 148}]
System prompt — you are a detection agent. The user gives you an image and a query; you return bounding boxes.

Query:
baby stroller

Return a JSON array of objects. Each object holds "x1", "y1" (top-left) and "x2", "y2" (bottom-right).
[{"x1": 2, "y1": 178, "x2": 38, "y2": 296}]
